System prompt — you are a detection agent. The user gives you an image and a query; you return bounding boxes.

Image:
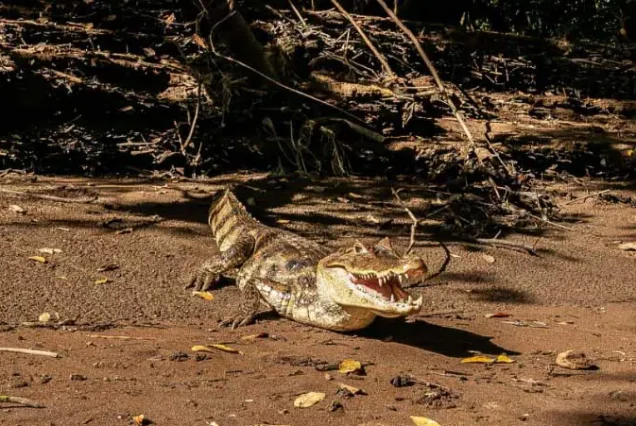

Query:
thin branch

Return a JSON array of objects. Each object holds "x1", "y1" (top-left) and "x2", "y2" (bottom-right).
[
  {"x1": 391, "y1": 188, "x2": 417, "y2": 255},
  {"x1": 288, "y1": 0, "x2": 307, "y2": 27},
  {"x1": 182, "y1": 80, "x2": 203, "y2": 153},
  {"x1": 408, "y1": 240, "x2": 451, "y2": 288},
  {"x1": 0, "y1": 395, "x2": 45, "y2": 409},
  {"x1": 203, "y1": 10, "x2": 369, "y2": 126},
  {"x1": 374, "y1": 0, "x2": 478, "y2": 159},
  {"x1": 330, "y1": 0, "x2": 396, "y2": 79},
  {"x1": 0, "y1": 347, "x2": 61, "y2": 358},
  {"x1": 474, "y1": 237, "x2": 538, "y2": 256},
  {"x1": 0, "y1": 188, "x2": 97, "y2": 204}
]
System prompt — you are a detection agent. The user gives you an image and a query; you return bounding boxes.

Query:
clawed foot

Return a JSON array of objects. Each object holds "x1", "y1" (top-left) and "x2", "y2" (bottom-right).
[
  {"x1": 184, "y1": 267, "x2": 221, "y2": 292},
  {"x1": 219, "y1": 314, "x2": 256, "y2": 330}
]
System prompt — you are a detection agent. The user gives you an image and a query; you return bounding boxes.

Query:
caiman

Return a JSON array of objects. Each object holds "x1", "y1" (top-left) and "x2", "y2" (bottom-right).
[{"x1": 186, "y1": 189, "x2": 428, "y2": 332}]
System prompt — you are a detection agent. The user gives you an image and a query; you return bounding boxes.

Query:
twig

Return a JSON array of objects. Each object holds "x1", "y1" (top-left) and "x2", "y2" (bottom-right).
[
  {"x1": 409, "y1": 240, "x2": 452, "y2": 287},
  {"x1": 0, "y1": 188, "x2": 97, "y2": 204},
  {"x1": 374, "y1": 0, "x2": 479, "y2": 159},
  {"x1": 203, "y1": 10, "x2": 369, "y2": 126},
  {"x1": 287, "y1": 0, "x2": 307, "y2": 27},
  {"x1": 329, "y1": 0, "x2": 396, "y2": 79},
  {"x1": 391, "y1": 188, "x2": 417, "y2": 254},
  {"x1": 418, "y1": 308, "x2": 464, "y2": 318},
  {"x1": 181, "y1": 80, "x2": 203, "y2": 153},
  {"x1": 0, "y1": 347, "x2": 61, "y2": 358},
  {"x1": 474, "y1": 238, "x2": 538, "y2": 255},
  {"x1": 563, "y1": 189, "x2": 611, "y2": 206},
  {"x1": 0, "y1": 395, "x2": 45, "y2": 408},
  {"x1": 86, "y1": 334, "x2": 159, "y2": 341}
]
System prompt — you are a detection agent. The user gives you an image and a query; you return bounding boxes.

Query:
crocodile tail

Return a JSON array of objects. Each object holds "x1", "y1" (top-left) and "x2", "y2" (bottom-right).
[{"x1": 207, "y1": 187, "x2": 253, "y2": 243}]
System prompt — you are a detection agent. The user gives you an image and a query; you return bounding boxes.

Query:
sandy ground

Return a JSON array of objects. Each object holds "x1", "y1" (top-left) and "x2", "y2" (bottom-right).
[{"x1": 1, "y1": 174, "x2": 635, "y2": 426}]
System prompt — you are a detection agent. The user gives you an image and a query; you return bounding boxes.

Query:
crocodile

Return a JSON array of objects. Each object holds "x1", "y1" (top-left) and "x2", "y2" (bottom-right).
[{"x1": 186, "y1": 189, "x2": 428, "y2": 331}]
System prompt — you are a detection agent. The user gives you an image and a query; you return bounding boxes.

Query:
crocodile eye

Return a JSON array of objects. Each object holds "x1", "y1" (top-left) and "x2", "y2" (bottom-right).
[{"x1": 286, "y1": 258, "x2": 310, "y2": 271}]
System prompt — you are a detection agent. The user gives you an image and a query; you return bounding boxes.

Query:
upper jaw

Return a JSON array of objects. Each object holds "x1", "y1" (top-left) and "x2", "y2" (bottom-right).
[{"x1": 342, "y1": 267, "x2": 425, "y2": 315}]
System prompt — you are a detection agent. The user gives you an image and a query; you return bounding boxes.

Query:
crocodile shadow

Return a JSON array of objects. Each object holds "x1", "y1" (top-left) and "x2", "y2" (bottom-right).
[{"x1": 358, "y1": 317, "x2": 520, "y2": 358}]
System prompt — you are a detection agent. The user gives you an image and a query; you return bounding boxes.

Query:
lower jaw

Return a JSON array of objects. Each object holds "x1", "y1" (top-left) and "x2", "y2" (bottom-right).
[{"x1": 371, "y1": 310, "x2": 404, "y2": 318}]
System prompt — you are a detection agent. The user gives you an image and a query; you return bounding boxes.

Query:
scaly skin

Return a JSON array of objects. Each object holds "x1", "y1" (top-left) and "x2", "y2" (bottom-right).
[{"x1": 186, "y1": 189, "x2": 428, "y2": 331}]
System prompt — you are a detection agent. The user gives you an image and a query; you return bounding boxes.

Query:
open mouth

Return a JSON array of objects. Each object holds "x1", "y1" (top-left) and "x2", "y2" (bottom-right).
[{"x1": 348, "y1": 268, "x2": 424, "y2": 307}]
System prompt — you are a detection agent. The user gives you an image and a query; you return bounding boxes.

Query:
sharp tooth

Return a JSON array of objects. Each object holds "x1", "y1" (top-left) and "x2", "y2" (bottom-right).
[
  {"x1": 390, "y1": 294, "x2": 395, "y2": 303},
  {"x1": 397, "y1": 274, "x2": 403, "y2": 284},
  {"x1": 407, "y1": 295, "x2": 413, "y2": 304},
  {"x1": 379, "y1": 277, "x2": 384, "y2": 287},
  {"x1": 416, "y1": 296, "x2": 423, "y2": 306}
]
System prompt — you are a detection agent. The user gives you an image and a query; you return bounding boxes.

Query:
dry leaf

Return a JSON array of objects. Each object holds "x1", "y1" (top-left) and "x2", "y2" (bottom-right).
[
  {"x1": 556, "y1": 350, "x2": 596, "y2": 370},
  {"x1": 192, "y1": 344, "x2": 243, "y2": 355},
  {"x1": 410, "y1": 416, "x2": 442, "y2": 426},
  {"x1": 38, "y1": 248, "x2": 62, "y2": 254},
  {"x1": 461, "y1": 355, "x2": 496, "y2": 364},
  {"x1": 276, "y1": 219, "x2": 291, "y2": 224},
  {"x1": 192, "y1": 34, "x2": 207, "y2": 49},
  {"x1": 38, "y1": 312, "x2": 51, "y2": 323},
  {"x1": 9, "y1": 204, "x2": 25, "y2": 214},
  {"x1": 241, "y1": 332, "x2": 269, "y2": 340},
  {"x1": 293, "y1": 392, "x2": 325, "y2": 408},
  {"x1": 338, "y1": 383, "x2": 365, "y2": 395},
  {"x1": 163, "y1": 13, "x2": 176, "y2": 25},
  {"x1": 618, "y1": 242, "x2": 636, "y2": 251},
  {"x1": 481, "y1": 254, "x2": 495, "y2": 264},
  {"x1": 132, "y1": 414, "x2": 148, "y2": 425},
  {"x1": 94, "y1": 277, "x2": 110, "y2": 284},
  {"x1": 485, "y1": 312, "x2": 511, "y2": 318},
  {"x1": 338, "y1": 359, "x2": 364, "y2": 375},
  {"x1": 192, "y1": 291, "x2": 214, "y2": 301},
  {"x1": 28, "y1": 256, "x2": 47, "y2": 263},
  {"x1": 495, "y1": 354, "x2": 515, "y2": 363}
]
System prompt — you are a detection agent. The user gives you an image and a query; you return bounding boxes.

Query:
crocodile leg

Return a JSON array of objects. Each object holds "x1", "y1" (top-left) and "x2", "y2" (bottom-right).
[
  {"x1": 185, "y1": 234, "x2": 255, "y2": 291},
  {"x1": 220, "y1": 277, "x2": 292, "y2": 329}
]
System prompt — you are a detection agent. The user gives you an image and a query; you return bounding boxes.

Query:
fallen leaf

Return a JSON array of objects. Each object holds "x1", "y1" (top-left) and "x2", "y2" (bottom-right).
[
  {"x1": 338, "y1": 359, "x2": 364, "y2": 375},
  {"x1": 38, "y1": 248, "x2": 62, "y2": 255},
  {"x1": 28, "y1": 256, "x2": 47, "y2": 263},
  {"x1": 192, "y1": 344, "x2": 243, "y2": 355},
  {"x1": 338, "y1": 383, "x2": 366, "y2": 395},
  {"x1": 618, "y1": 242, "x2": 636, "y2": 251},
  {"x1": 461, "y1": 355, "x2": 496, "y2": 364},
  {"x1": 9, "y1": 204, "x2": 25, "y2": 214},
  {"x1": 410, "y1": 416, "x2": 442, "y2": 426},
  {"x1": 241, "y1": 332, "x2": 269, "y2": 340},
  {"x1": 293, "y1": 392, "x2": 325, "y2": 408},
  {"x1": 38, "y1": 312, "x2": 51, "y2": 323},
  {"x1": 495, "y1": 354, "x2": 515, "y2": 363},
  {"x1": 481, "y1": 254, "x2": 495, "y2": 264},
  {"x1": 485, "y1": 312, "x2": 511, "y2": 318},
  {"x1": 132, "y1": 414, "x2": 148, "y2": 425},
  {"x1": 163, "y1": 13, "x2": 176, "y2": 25},
  {"x1": 94, "y1": 277, "x2": 110, "y2": 284},
  {"x1": 191, "y1": 291, "x2": 214, "y2": 301},
  {"x1": 192, "y1": 33, "x2": 207, "y2": 49},
  {"x1": 556, "y1": 350, "x2": 597, "y2": 370}
]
